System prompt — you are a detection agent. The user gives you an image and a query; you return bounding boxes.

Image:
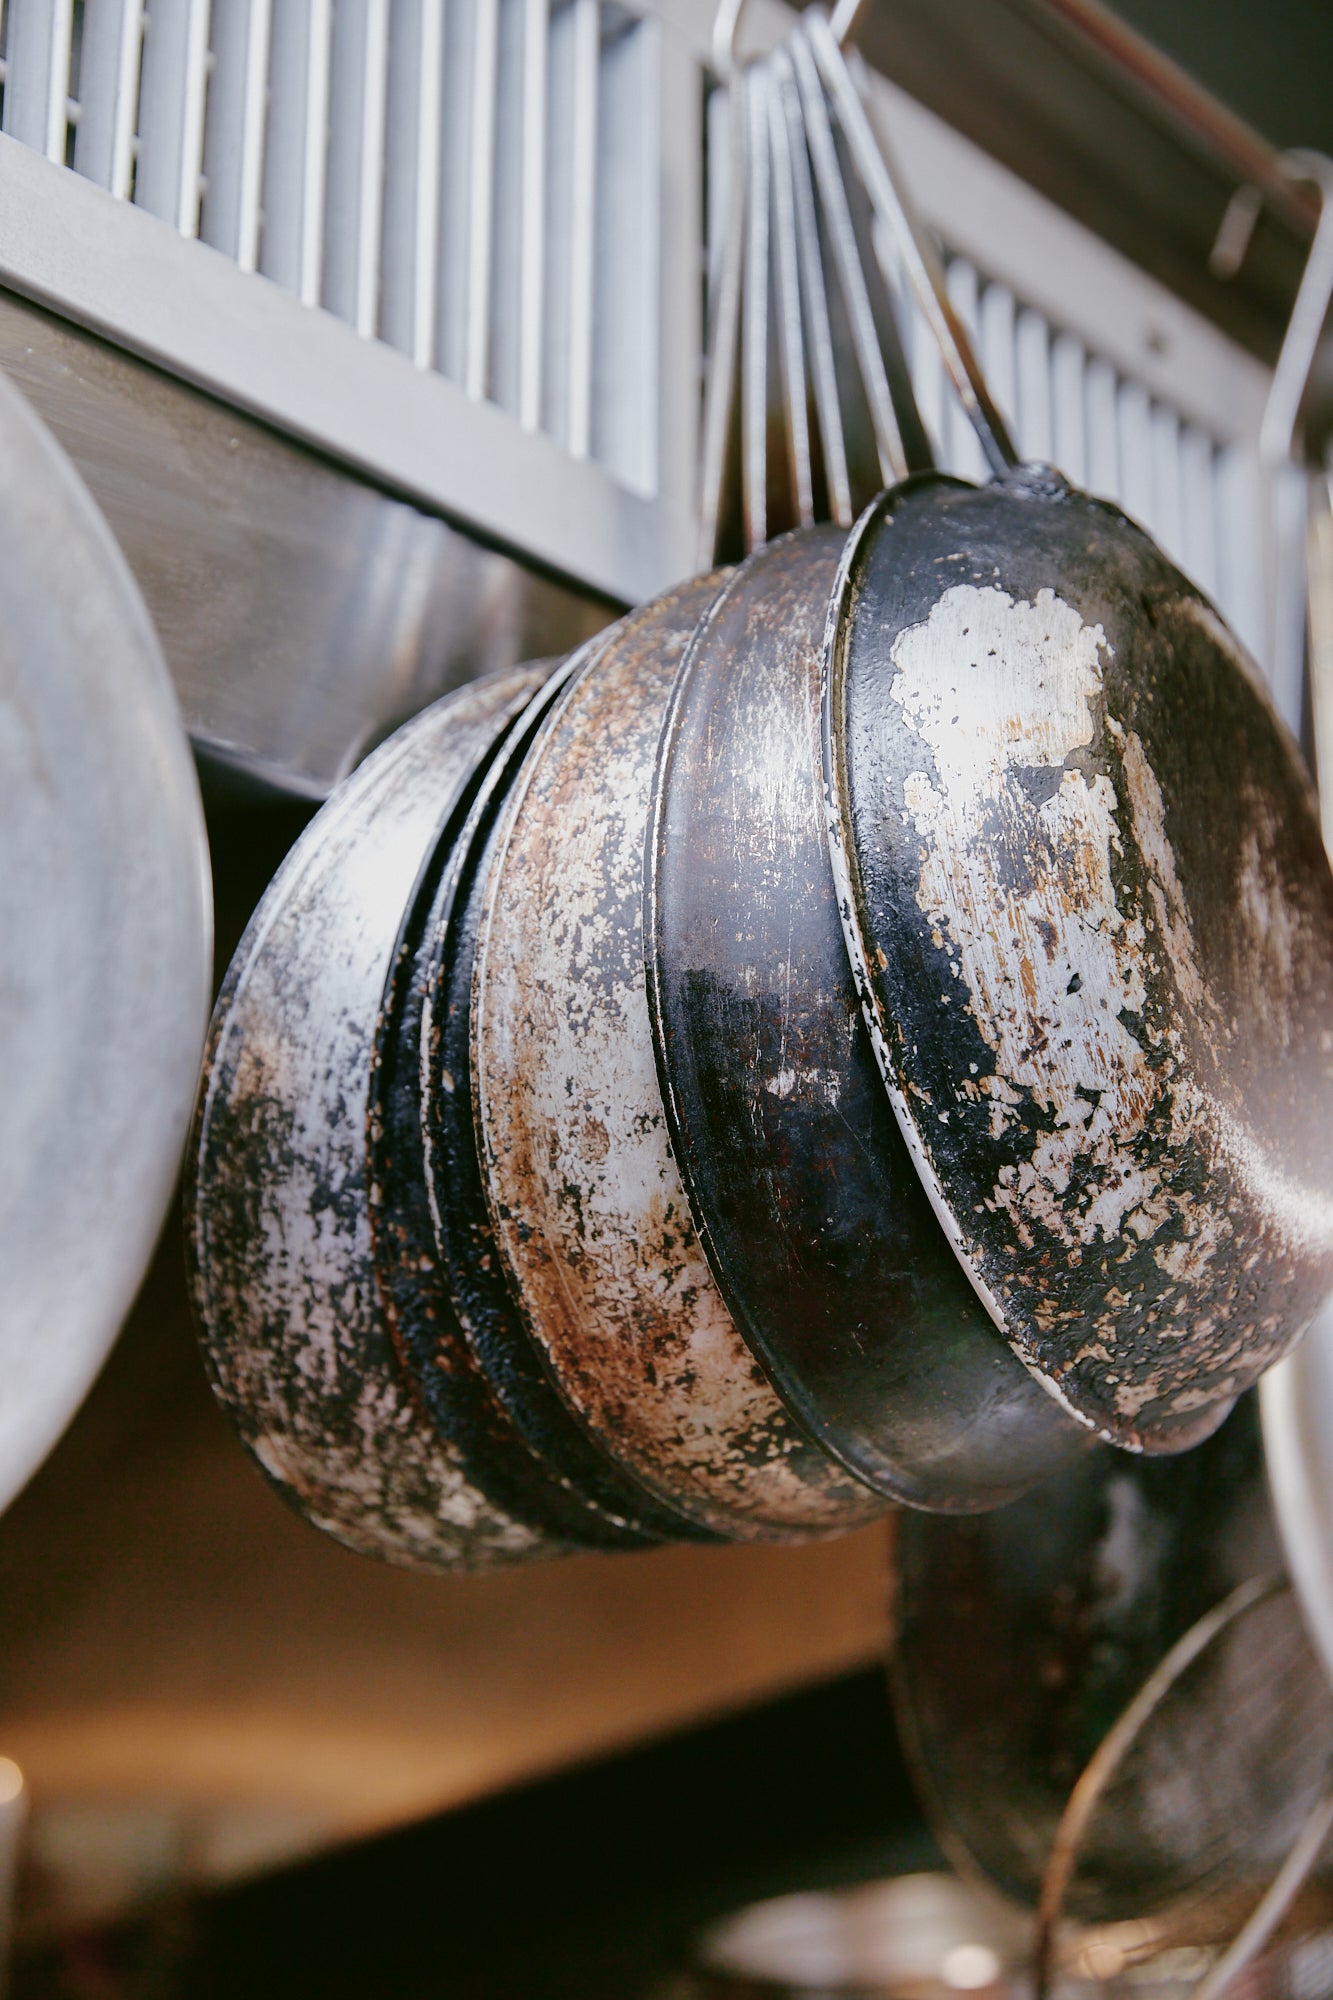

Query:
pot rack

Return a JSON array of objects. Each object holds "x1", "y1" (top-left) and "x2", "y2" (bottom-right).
[{"x1": 0, "y1": 0, "x2": 1292, "y2": 793}]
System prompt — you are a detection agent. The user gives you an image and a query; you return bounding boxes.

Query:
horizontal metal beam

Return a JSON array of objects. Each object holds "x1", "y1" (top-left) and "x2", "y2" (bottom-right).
[{"x1": 0, "y1": 132, "x2": 697, "y2": 606}]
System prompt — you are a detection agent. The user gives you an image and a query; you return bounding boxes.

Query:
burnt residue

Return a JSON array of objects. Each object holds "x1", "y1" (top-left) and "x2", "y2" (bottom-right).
[
  {"x1": 186, "y1": 671, "x2": 567, "y2": 1570},
  {"x1": 366, "y1": 659, "x2": 672, "y2": 1550},
  {"x1": 475, "y1": 572, "x2": 886, "y2": 1539},
  {"x1": 647, "y1": 526, "x2": 1085, "y2": 1510},
  {"x1": 826, "y1": 470, "x2": 1333, "y2": 1448},
  {"x1": 414, "y1": 650, "x2": 707, "y2": 1545}
]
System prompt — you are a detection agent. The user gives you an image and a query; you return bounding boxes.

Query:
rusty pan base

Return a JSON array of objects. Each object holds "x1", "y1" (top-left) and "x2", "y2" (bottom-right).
[
  {"x1": 825, "y1": 467, "x2": 1333, "y2": 1449},
  {"x1": 416, "y1": 649, "x2": 710, "y2": 1546},
  {"x1": 188, "y1": 669, "x2": 563, "y2": 1570},
  {"x1": 649, "y1": 527, "x2": 1084, "y2": 1509},
  {"x1": 475, "y1": 573, "x2": 887, "y2": 1541},
  {"x1": 368, "y1": 657, "x2": 656, "y2": 1550}
]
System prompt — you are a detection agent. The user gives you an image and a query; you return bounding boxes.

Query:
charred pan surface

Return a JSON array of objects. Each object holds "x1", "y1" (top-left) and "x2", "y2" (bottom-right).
[
  {"x1": 825, "y1": 469, "x2": 1333, "y2": 1449},
  {"x1": 367, "y1": 653, "x2": 665, "y2": 1550},
  {"x1": 187, "y1": 669, "x2": 565, "y2": 1570},
  {"x1": 648, "y1": 526, "x2": 1083, "y2": 1509},
  {"x1": 476, "y1": 576, "x2": 885, "y2": 1538},
  {"x1": 416, "y1": 653, "x2": 708, "y2": 1546}
]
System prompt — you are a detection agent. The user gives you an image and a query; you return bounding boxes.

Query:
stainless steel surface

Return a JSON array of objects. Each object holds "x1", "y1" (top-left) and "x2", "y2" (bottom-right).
[
  {"x1": 0, "y1": 292, "x2": 612, "y2": 796},
  {"x1": 790, "y1": 27, "x2": 909, "y2": 490},
  {"x1": 189, "y1": 668, "x2": 561, "y2": 1572},
  {"x1": 805, "y1": 11, "x2": 1017, "y2": 475},
  {"x1": 0, "y1": 365, "x2": 212, "y2": 1518}
]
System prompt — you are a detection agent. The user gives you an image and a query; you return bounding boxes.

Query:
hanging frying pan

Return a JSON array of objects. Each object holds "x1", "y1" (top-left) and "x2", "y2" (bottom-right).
[
  {"x1": 473, "y1": 575, "x2": 886, "y2": 1540},
  {"x1": 188, "y1": 666, "x2": 566, "y2": 1569},
  {"x1": 800, "y1": 13, "x2": 1333, "y2": 1449},
  {"x1": 0, "y1": 368, "x2": 211, "y2": 1517},
  {"x1": 648, "y1": 525, "x2": 1085, "y2": 1508},
  {"x1": 398, "y1": 641, "x2": 710, "y2": 1547}
]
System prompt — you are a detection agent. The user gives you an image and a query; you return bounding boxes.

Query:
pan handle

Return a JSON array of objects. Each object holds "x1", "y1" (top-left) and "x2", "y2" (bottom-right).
[{"x1": 802, "y1": 7, "x2": 1020, "y2": 477}]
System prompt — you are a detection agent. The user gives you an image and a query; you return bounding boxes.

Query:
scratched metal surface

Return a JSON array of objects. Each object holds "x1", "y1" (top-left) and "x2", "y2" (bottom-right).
[
  {"x1": 188, "y1": 668, "x2": 565, "y2": 1570},
  {"x1": 366, "y1": 651, "x2": 671, "y2": 1551},
  {"x1": 824, "y1": 467, "x2": 1333, "y2": 1450},
  {"x1": 648, "y1": 526, "x2": 1084, "y2": 1509},
  {"x1": 414, "y1": 647, "x2": 711, "y2": 1546},
  {"x1": 475, "y1": 576, "x2": 886, "y2": 1539}
]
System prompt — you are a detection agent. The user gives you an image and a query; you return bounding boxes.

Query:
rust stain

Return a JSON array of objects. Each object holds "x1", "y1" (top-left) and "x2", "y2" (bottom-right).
[{"x1": 474, "y1": 576, "x2": 883, "y2": 1539}]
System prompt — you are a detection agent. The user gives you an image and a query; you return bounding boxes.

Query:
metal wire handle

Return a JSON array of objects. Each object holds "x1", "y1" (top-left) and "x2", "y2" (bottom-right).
[
  {"x1": 1033, "y1": 1574, "x2": 1333, "y2": 2000},
  {"x1": 801, "y1": 8, "x2": 1019, "y2": 477},
  {"x1": 1212, "y1": 150, "x2": 1333, "y2": 471}
]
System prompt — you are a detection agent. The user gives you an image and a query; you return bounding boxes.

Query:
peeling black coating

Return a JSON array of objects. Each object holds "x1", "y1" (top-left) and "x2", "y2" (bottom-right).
[
  {"x1": 648, "y1": 526, "x2": 1086, "y2": 1508},
  {"x1": 417, "y1": 654, "x2": 716, "y2": 1544},
  {"x1": 828, "y1": 468, "x2": 1333, "y2": 1447}
]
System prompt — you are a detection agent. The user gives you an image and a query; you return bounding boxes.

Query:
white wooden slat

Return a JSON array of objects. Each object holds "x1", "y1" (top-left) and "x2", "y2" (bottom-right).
[
  {"x1": 942, "y1": 258, "x2": 985, "y2": 483},
  {"x1": 1180, "y1": 423, "x2": 1219, "y2": 602},
  {"x1": 381, "y1": 0, "x2": 444, "y2": 367},
  {"x1": 1216, "y1": 442, "x2": 1272, "y2": 677},
  {"x1": 1084, "y1": 355, "x2": 1120, "y2": 507},
  {"x1": 322, "y1": 0, "x2": 389, "y2": 339},
  {"x1": 72, "y1": 0, "x2": 142, "y2": 196},
  {"x1": 464, "y1": 0, "x2": 500, "y2": 400},
  {"x1": 134, "y1": 0, "x2": 211, "y2": 234},
  {"x1": 2, "y1": 0, "x2": 74, "y2": 161},
  {"x1": 1014, "y1": 306, "x2": 1052, "y2": 464},
  {"x1": 260, "y1": 0, "x2": 331, "y2": 306},
  {"x1": 518, "y1": 0, "x2": 549, "y2": 430},
  {"x1": 435, "y1": 0, "x2": 475, "y2": 383},
  {"x1": 1050, "y1": 332, "x2": 1087, "y2": 490},
  {"x1": 978, "y1": 279, "x2": 1016, "y2": 445},
  {"x1": 565, "y1": 0, "x2": 600, "y2": 459},
  {"x1": 487, "y1": 0, "x2": 527, "y2": 416},
  {"x1": 1149, "y1": 401, "x2": 1184, "y2": 571},
  {"x1": 201, "y1": 0, "x2": 272, "y2": 271},
  {"x1": 907, "y1": 295, "x2": 947, "y2": 474},
  {"x1": 591, "y1": 13, "x2": 657, "y2": 492},
  {"x1": 1116, "y1": 377, "x2": 1153, "y2": 533}
]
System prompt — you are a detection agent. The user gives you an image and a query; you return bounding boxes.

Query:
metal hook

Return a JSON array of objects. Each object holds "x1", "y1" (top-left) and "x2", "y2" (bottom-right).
[
  {"x1": 1212, "y1": 150, "x2": 1333, "y2": 469},
  {"x1": 711, "y1": 0, "x2": 746, "y2": 79},
  {"x1": 715, "y1": 0, "x2": 866, "y2": 85}
]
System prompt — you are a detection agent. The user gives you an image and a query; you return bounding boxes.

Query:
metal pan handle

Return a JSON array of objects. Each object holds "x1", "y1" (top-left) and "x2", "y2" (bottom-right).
[{"x1": 802, "y1": 7, "x2": 1019, "y2": 477}]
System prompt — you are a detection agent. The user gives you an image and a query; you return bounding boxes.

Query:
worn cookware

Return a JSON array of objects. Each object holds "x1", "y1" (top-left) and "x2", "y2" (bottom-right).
[
  {"x1": 406, "y1": 642, "x2": 712, "y2": 1547},
  {"x1": 189, "y1": 665, "x2": 566, "y2": 1570},
  {"x1": 790, "y1": 11, "x2": 1333, "y2": 1447},
  {"x1": 473, "y1": 575, "x2": 886, "y2": 1540},
  {"x1": 367, "y1": 643, "x2": 693, "y2": 1552},
  {"x1": 824, "y1": 467, "x2": 1333, "y2": 1449},
  {"x1": 648, "y1": 525, "x2": 1084, "y2": 1508}
]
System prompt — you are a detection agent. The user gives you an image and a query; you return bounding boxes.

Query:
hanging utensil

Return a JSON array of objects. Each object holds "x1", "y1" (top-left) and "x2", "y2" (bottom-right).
[
  {"x1": 1032, "y1": 1574, "x2": 1333, "y2": 1999},
  {"x1": 189, "y1": 665, "x2": 567, "y2": 1570},
  {"x1": 771, "y1": 45, "x2": 852, "y2": 528},
  {"x1": 648, "y1": 524, "x2": 1085, "y2": 1509},
  {"x1": 409, "y1": 643, "x2": 717, "y2": 1548},
  {"x1": 0, "y1": 368, "x2": 212, "y2": 1519},
  {"x1": 699, "y1": 20, "x2": 747, "y2": 567},
  {"x1": 891, "y1": 1400, "x2": 1276, "y2": 1914},
  {"x1": 473, "y1": 573, "x2": 887, "y2": 1540},
  {"x1": 801, "y1": 8, "x2": 1333, "y2": 1449},
  {"x1": 366, "y1": 643, "x2": 690, "y2": 1552}
]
